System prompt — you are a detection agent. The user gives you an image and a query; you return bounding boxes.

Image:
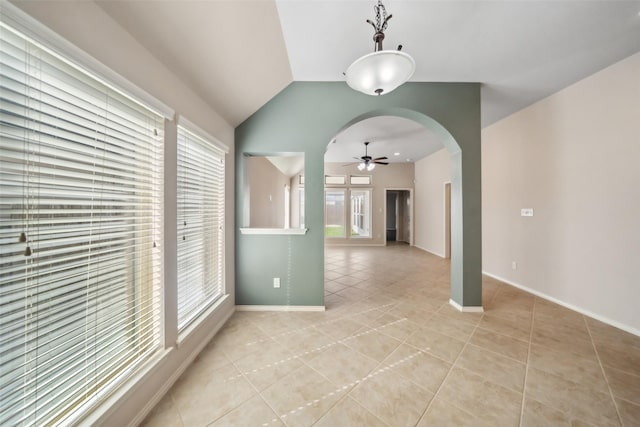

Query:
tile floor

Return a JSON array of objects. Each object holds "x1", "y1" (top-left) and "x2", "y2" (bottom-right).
[{"x1": 142, "y1": 245, "x2": 640, "y2": 427}]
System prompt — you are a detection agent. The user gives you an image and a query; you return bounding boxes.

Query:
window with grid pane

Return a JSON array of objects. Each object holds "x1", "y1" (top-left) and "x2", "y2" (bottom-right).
[
  {"x1": 0, "y1": 23, "x2": 163, "y2": 425},
  {"x1": 176, "y1": 125, "x2": 225, "y2": 332}
]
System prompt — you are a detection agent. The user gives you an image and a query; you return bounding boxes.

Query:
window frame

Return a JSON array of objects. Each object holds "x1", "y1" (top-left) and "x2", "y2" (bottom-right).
[
  {"x1": 175, "y1": 117, "x2": 228, "y2": 338},
  {"x1": 349, "y1": 188, "x2": 373, "y2": 239},
  {"x1": 0, "y1": 13, "x2": 172, "y2": 425},
  {"x1": 324, "y1": 188, "x2": 347, "y2": 238}
]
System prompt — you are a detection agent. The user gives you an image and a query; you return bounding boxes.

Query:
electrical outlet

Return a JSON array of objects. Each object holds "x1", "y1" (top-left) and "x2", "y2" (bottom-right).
[
  {"x1": 273, "y1": 277, "x2": 280, "y2": 288},
  {"x1": 512, "y1": 261, "x2": 517, "y2": 270}
]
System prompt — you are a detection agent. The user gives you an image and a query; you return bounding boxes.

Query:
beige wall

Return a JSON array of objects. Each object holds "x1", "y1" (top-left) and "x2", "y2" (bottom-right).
[
  {"x1": 414, "y1": 148, "x2": 451, "y2": 256},
  {"x1": 248, "y1": 157, "x2": 288, "y2": 228},
  {"x1": 324, "y1": 163, "x2": 415, "y2": 246},
  {"x1": 482, "y1": 52, "x2": 640, "y2": 334},
  {"x1": 9, "y1": 2, "x2": 237, "y2": 425}
]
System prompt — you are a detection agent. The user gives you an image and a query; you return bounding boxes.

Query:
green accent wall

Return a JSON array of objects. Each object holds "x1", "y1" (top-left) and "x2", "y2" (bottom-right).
[{"x1": 235, "y1": 82, "x2": 482, "y2": 307}]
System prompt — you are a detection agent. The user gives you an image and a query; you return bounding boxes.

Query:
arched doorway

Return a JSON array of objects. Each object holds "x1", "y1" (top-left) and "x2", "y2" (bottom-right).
[{"x1": 235, "y1": 82, "x2": 482, "y2": 311}]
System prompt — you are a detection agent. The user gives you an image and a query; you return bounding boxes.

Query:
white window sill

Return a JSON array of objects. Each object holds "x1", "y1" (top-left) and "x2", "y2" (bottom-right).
[{"x1": 239, "y1": 228, "x2": 308, "y2": 235}]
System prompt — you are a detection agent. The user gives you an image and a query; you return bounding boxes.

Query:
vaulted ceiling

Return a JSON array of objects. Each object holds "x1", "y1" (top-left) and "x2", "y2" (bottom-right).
[{"x1": 97, "y1": 0, "x2": 640, "y2": 161}]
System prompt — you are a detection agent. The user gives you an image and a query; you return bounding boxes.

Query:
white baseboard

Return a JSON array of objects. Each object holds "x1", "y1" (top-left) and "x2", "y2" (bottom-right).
[
  {"x1": 236, "y1": 305, "x2": 326, "y2": 312},
  {"x1": 127, "y1": 307, "x2": 234, "y2": 427},
  {"x1": 414, "y1": 244, "x2": 445, "y2": 258},
  {"x1": 483, "y1": 271, "x2": 640, "y2": 338},
  {"x1": 449, "y1": 299, "x2": 484, "y2": 313}
]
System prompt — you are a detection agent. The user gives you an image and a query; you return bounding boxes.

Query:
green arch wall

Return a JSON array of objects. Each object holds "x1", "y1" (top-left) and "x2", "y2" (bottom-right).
[{"x1": 235, "y1": 82, "x2": 482, "y2": 308}]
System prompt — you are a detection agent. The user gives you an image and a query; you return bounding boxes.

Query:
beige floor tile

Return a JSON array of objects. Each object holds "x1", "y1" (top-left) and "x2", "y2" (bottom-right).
[
  {"x1": 208, "y1": 394, "x2": 285, "y2": 427},
  {"x1": 381, "y1": 344, "x2": 451, "y2": 393},
  {"x1": 531, "y1": 319, "x2": 597, "y2": 360},
  {"x1": 314, "y1": 317, "x2": 365, "y2": 340},
  {"x1": 273, "y1": 327, "x2": 335, "y2": 361},
  {"x1": 417, "y1": 396, "x2": 489, "y2": 427},
  {"x1": 349, "y1": 307, "x2": 388, "y2": 325},
  {"x1": 144, "y1": 245, "x2": 640, "y2": 427},
  {"x1": 534, "y1": 299, "x2": 587, "y2": 327},
  {"x1": 596, "y1": 343, "x2": 640, "y2": 377},
  {"x1": 436, "y1": 303, "x2": 484, "y2": 325},
  {"x1": 306, "y1": 343, "x2": 378, "y2": 387},
  {"x1": 528, "y1": 343, "x2": 608, "y2": 392},
  {"x1": 170, "y1": 363, "x2": 256, "y2": 427},
  {"x1": 603, "y1": 366, "x2": 640, "y2": 405},
  {"x1": 616, "y1": 398, "x2": 640, "y2": 427},
  {"x1": 349, "y1": 368, "x2": 434, "y2": 427},
  {"x1": 525, "y1": 367, "x2": 620, "y2": 427},
  {"x1": 405, "y1": 327, "x2": 465, "y2": 363},
  {"x1": 587, "y1": 318, "x2": 640, "y2": 351},
  {"x1": 478, "y1": 312, "x2": 532, "y2": 342},
  {"x1": 335, "y1": 287, "x2": 371, "y2": 301},
  {"x1": 386, "y1": 302, "x2": 437, "y2": 325},
  {"x1": 233, "y1": 341, "x2": 302, "y2": 391},
  {"x1": 368, "y1": 312, "x2": 420, "y2": 341},
  {"x1": 140, "y1": 394, "x2": 183, "y2": 427},
  {"x1": 422, "y1": 312, "x2": 478, "y2": 341},
  {"x1": 455, "y1": 344, "x2": 526, "y2": 392},
  {"x1": 521, "y1": 397, "x2": 597, "y2": 427},
  {"x1": 324, "y1": 270, "x2": 343, "y2": 280},
  {"x1": 533, "y1": 315, "x2": 592, "y2": 344},
  {"x1": 187, "y1": 341, "x2": 232, "y2": 377},
  {"x1": 325, "y1": 280, "x2": 348, "y2": 293},
  {"x1": 314, "y1": 396, "x2": 388, "y2": 427},
  {"x1": 343, "y1": 329, "x2": 402, "y2": 362},
  {"x1": 215, "y1": 323, "x2": 273, "y2": 362},
  {"x1": 469, "y1": 327, "x2": 529, "y2": 362},
  {"x1": 260, "y1": 364, "x2": 346, "y2": 426},
  {"x1": 437, "y1": 367, "x2": 522, "y2": 426}
]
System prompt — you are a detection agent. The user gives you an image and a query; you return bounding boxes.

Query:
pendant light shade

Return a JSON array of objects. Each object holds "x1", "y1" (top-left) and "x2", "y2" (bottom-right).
[
  {"x1": 346, "y1": 50, "x2": 415, "y2": 96},
  {"x1": 345, "y1": 0, "x2": 415, "y2": 96}
]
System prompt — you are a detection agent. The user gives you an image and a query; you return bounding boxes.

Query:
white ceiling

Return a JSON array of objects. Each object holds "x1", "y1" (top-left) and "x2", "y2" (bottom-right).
[
  {"x1": 96, "y1": 0, "x2": 292, "y2": 127},
  {"x1": 325, "y1": 116, "x2": 443, "y2": 163},
  {"x1": 96, "y1": 0, "x2": 640, "y2": 160},
  {"x1": 277, "y1": 0, "x2": 640, "y2": 127}
]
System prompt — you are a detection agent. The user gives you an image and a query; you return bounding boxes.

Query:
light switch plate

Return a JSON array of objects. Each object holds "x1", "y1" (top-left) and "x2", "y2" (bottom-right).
[{"x1": 521, "y1": 208, "x2": 534, "y2": 217}]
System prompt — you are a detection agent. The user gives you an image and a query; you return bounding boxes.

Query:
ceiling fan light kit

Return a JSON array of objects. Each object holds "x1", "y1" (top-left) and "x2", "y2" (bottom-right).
[
  {"x1": 351, "y1": 141, "x2": 388, "y2": 170},
  {"x1": 345, "y1": 0, "x2": 415, "y2": 96}
]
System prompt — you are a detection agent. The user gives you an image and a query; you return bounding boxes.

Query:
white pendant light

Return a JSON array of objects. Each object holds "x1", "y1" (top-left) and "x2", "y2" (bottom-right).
[{"x1": 345, "y1": 0, "x2": 415, "y2": 96}]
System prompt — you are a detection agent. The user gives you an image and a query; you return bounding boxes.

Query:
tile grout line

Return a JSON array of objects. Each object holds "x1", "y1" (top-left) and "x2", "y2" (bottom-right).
[
  {"x1": 263, "y1": 350, "x2": 427, "y2": 426},
  {"x1": 223, "y1": 318, "x2": 409, "y2": 383},
  {"x1": 583, "y1": 314, "x2": 625, "y2": 427},
  {"x1": 517, "y1": 295, "x2": 537, "y2": 426},
  {"x1": 244, "y1": 302, "x2": 398, "y2": 346},
  {"x1": 413, "y1": 308, "x2": 486, "y2": 425}
]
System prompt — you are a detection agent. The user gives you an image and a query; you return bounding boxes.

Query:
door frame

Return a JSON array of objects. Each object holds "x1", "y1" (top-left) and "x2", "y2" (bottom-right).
[{"x1": 384, "y1": 188, "x2": 414, "y2": 246}]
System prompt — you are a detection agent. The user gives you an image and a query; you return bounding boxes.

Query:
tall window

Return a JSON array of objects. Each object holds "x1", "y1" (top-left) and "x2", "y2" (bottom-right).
[
  {"x1": 350, "y1": 189, "x2": 371, "y2": 237},
  {"x1": 325, "y1": 190, "x2": 345, "y2": 237},
  {"x1": 0, "y1": 23, "x2": 163, "y2": 425},
  {"x1": 176, "y1": 124, "x2": 225, "y2": 332}
]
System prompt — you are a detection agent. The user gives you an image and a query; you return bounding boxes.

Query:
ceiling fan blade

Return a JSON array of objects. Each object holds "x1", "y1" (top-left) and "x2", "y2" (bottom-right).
[
  {"x1": 374, "y1": 161, "x2": 389, "y2": 165},
  {"x1": 342, "y1": 162, "x2": 358, "y2": 167},
  {"x1": 353, "y1": 157, "x2": 363, "y2": 161},
  {"x1": 373, "y1": 156, "x2": 388, "y2": 161}
]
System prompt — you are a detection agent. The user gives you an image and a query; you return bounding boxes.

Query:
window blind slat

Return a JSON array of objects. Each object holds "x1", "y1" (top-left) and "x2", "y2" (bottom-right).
[
  {"x1": 0, "y1": 22, "x2": 163, "y2": 426},
  {"x1": 176, "y1": 125, "x2": 225, "y2": 331}
]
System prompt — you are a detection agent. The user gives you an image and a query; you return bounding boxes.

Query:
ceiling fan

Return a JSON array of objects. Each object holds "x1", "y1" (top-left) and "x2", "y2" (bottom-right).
[{"x1": 345, "y1": 141, "x2": 389, "y2": 171}]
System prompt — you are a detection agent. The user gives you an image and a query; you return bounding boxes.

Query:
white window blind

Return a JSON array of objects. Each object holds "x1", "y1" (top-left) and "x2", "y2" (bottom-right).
[
  {"x1": 176, "y1": 125, "x2": 225, "y2": 332},
  {"x1": 0, "y1": 23, "x2": 163, "y2": 426}
]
